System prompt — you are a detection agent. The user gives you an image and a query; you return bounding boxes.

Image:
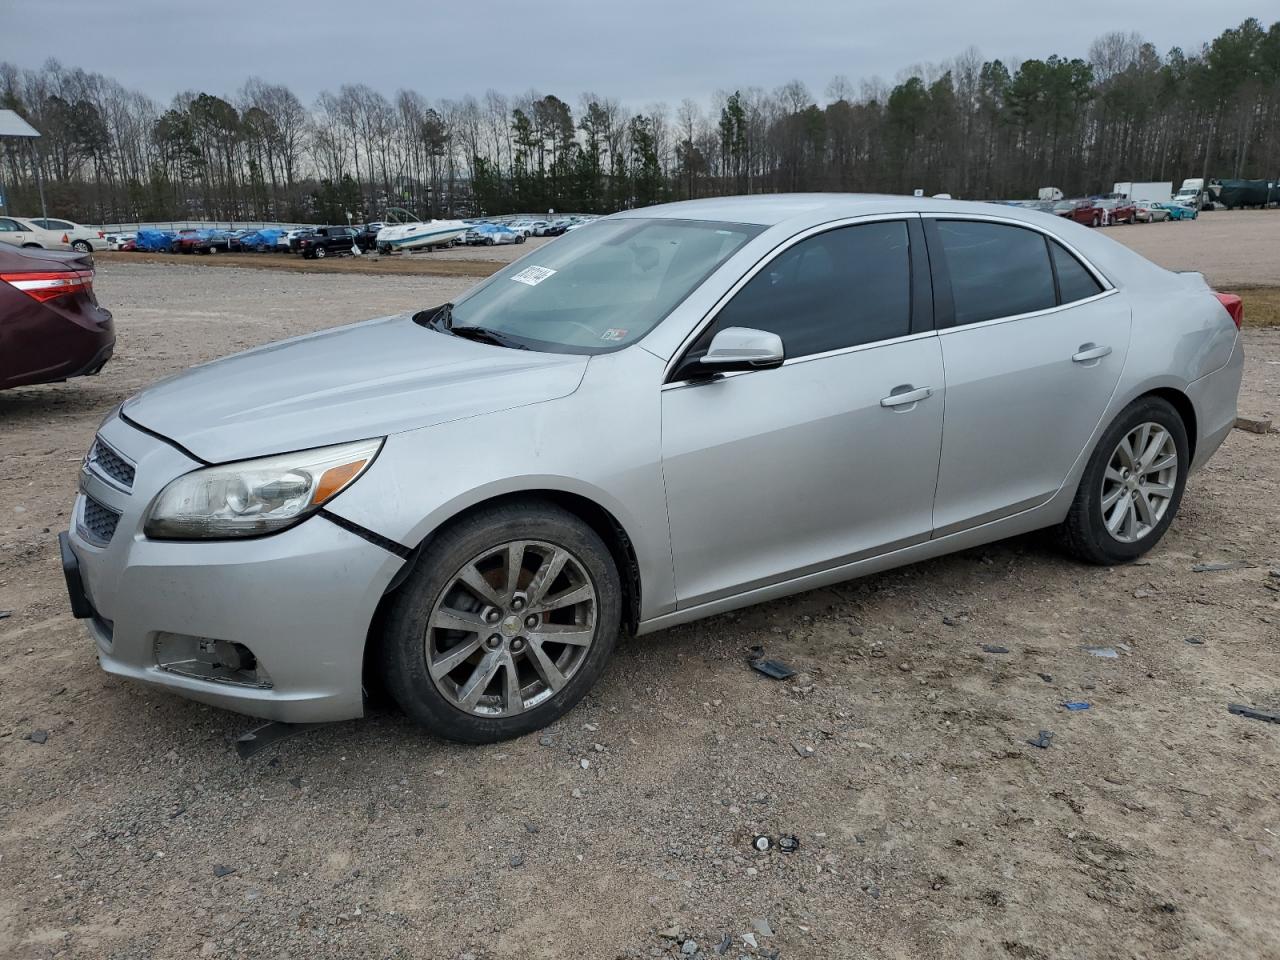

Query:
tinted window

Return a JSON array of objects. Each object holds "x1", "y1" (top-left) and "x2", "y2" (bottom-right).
[
  {"x1": 1049, "y1": 241, "x2": 1104, "y2": 304},
  {"x1": 0, "y1": 219, "x2": 19, "y2": 232},
  {"x1": 935, "y1": 221, "x2": 1056, "y2": 325},
  {"x1": 710, "y1": 221, "x2": 912, "y2": 358}
]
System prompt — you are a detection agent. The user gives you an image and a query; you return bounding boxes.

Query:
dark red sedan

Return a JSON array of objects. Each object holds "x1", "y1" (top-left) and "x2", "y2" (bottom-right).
[{"x1": 0, "y1": 244, "x2": 114, "y2": 390}]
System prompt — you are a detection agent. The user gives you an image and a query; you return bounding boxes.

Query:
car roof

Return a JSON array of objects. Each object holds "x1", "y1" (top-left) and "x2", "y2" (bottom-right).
[
  {"x1": 610, "y1": 193, "x2": 1093, "y2": 227},
  {"x1": 614, "y1": 192, "x2": 1174, "y2": 289}
]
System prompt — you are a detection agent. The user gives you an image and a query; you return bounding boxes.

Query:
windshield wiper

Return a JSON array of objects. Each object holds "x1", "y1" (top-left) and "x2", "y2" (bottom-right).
[{"x1": 449, "y1": 325, "x2": 530, "y2": 350}]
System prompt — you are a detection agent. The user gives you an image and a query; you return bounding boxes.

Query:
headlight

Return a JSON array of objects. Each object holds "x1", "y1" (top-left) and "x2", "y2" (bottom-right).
[{"x1": 144, "y1": 438, "x2": 383, "y2": 539}]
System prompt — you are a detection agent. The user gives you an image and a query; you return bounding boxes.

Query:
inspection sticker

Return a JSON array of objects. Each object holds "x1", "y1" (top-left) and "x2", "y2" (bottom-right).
[
  {"x1": 511, "y1": 265, "x2": 557, "y2": 286},
  {"x1": 600, "y1": 328, "x2": 628, "y2": 341}
]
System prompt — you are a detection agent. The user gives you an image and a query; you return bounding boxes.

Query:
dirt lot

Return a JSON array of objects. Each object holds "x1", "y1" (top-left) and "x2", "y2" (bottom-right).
[{"x1": 2, "y1": 227, "x2": 1279, "y2": 959}]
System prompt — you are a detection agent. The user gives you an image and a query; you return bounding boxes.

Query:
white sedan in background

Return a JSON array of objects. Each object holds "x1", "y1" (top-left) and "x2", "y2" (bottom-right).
[
  {"x1": 0, "y1": 215, "x2": 73, "y2": 250},
  {"x1": 28, "y1": 218, "x2": 108, "y2": 252}
]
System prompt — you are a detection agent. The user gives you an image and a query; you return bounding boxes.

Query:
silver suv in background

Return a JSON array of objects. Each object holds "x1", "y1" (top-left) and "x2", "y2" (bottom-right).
[{"x1": 61, "y1": 195, "x2": 1243, "y2": 743}]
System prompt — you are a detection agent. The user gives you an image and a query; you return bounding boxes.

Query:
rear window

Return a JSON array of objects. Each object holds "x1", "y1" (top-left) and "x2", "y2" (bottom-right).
[{"x1": 1049, "y1": 241, "x2": 1104, "y2": 304}]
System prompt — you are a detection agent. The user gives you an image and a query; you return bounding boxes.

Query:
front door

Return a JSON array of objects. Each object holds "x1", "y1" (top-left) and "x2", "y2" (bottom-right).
[{"x1": 661, "y1": 218, "x2": 945, "y2": 608}]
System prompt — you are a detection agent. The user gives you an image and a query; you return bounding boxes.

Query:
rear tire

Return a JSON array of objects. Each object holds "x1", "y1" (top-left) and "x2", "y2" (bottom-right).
[
  {"x1": 1058, "y1": 396, "x2": 1189, "y2": 565},
  {"x1": 382, "y1": 500, "x2": 622, "y2": 743},
  {"x1": 314, "y1": 247, "x2": 327, "y2": 259},
  {"x1": 72, "y1": 240, "x2": 92, "y2": 253}
]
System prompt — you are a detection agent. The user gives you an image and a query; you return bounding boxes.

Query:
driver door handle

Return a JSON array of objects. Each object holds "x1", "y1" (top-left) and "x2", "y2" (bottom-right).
[
  {"x1": 1072, "y1": 343, "x2": 1112, "y2": 363},
  {"x1": 880, "y1": 385, "x2": 933, "y2": 408}
]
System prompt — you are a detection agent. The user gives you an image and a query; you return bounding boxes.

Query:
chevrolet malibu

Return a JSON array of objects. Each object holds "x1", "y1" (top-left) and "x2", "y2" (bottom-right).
[{"x1": 61, "y1": 195, "x2": 1244, "y2": 743}]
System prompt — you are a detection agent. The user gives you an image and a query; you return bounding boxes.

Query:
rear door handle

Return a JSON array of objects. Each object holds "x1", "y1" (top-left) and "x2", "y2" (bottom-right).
[
  {"x1": 880, "y1": 385, "x2": 933, "y2": 408},
  {"x1": 1072, "y1": 343, "x2": 1112, "y2": 363}
]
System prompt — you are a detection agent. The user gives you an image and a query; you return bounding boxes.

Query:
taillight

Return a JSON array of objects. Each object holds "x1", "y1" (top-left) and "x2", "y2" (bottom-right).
[
  {"x1": 1214, "y1": 292, "x2": 1243, "y2": 329},
  {"x1": 1, "y1": 269, "x2": 95, "y2": 303}
]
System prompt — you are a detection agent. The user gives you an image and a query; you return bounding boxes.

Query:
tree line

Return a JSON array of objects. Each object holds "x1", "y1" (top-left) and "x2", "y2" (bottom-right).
[{"x1": 1, "y1": 17, "x2": 1278, "y2": 224}]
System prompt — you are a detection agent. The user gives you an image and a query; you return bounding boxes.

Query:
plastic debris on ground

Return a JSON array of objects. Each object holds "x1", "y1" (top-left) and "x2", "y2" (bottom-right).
[
  {"x1": 749, "y1": 657, "x2": 797, "y2": 680},
  {"x1": 1228, "y1": 704, "x2": 1280, "y2": 725},
  {"x1": 1085, "y1": 647, "x2": 1119, "y2": 658},
  {"x1": 1026, "y1": 730, "x2": 1054, "y2": 749},
  {"x1": 1062, "y1": 701, "x2": 1090, "y2": 711},
  {"x1": 981, "y1": 644, "x2": 1010, "y2": 654}
]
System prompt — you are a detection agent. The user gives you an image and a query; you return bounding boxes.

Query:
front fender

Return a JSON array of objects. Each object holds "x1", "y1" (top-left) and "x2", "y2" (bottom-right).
[{"x1": 324, "y1": 349, "x2": 676, "y2": 620}]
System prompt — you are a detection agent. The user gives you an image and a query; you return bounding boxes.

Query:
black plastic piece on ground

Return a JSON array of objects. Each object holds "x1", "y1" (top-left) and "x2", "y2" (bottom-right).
[
  {"x1": 235, "y1": 721, "x2": 324, "y2": 760},
  {"x1": 750, "y1": 658, "x2": 797, "y2": 681},
  {"x1": 1228, "y1": 703, "x2": 1280, "y2": 725},
  {"x1": 1027, "y1": 730, "x2": 1054, "y2": 749}
]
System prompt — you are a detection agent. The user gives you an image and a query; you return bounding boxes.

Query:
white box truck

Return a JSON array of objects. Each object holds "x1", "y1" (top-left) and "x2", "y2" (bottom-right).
[{"x1": 1113, "y1": 181, "x2": 1173, "y2": 202}]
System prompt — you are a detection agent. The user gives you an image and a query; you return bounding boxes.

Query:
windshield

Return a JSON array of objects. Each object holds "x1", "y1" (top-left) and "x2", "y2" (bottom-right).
[{"x1": 448, "y1": 218, "x2": 763, "y2": 354}]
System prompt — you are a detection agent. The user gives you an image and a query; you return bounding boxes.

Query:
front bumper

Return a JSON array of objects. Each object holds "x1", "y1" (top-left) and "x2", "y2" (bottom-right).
[{"x1": 64, "y1": 415, "x2": 404, "y2": 723}]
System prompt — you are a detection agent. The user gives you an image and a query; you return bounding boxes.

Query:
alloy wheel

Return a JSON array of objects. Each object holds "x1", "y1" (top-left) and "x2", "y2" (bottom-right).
[
  {"x1": 1100, "y1": 422, "x2": 1178, "y2": 543},
  {"x1": 425, "y1": 540, "x2": 598, "y2": 717}
]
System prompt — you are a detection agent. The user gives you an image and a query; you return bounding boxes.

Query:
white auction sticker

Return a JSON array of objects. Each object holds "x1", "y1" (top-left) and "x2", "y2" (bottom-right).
[{"x1": 511, "y1": 265, "x2": 557, "y2": 286}]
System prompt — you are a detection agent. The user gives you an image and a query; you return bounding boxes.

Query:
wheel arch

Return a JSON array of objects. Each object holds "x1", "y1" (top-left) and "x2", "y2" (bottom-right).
[
  {"x1": 1136, "y1": 386, "x2": 1198, "y2": 462},
  {"x1": 360, "y1": 488, "x2": 643, "y2": 707}
]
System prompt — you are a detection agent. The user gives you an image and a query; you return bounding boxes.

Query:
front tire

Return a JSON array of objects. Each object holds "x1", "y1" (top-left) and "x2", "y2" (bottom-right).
[
  {"x1": 1058, "y1": 396, "x2": 1189, "y2": 565},
  {"x1": 382, "y1": 500, "x2": 622, "y2": 743}
]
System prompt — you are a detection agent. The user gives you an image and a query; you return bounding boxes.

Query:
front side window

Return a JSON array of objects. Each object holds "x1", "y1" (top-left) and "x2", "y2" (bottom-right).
[
  {"x1": 934, "y1": 220, "x2": 1056, "y2": 325},
  {"x1": 449, "y1": 218, "x2": 762, "y2": 354},
  {"x1": 697, "y1": 220, "x2": 913, "y2": 359}
]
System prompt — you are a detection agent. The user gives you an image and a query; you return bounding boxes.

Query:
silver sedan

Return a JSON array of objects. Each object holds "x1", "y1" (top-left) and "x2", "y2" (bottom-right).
[{"x1": 62, "y1": 195, "x2": 1244, "y2": 742}]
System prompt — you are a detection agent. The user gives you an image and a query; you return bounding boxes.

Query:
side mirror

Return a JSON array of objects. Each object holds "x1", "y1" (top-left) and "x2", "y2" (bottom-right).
[{"x1": 698, "y1": 327, "x2": 785, "y2": 373}]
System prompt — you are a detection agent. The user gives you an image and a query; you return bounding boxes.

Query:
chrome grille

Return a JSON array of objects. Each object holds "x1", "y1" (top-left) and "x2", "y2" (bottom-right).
[
  {"x1": 89, "y1": 437, "x2": 135, "y2": 489},
  {"x1": 81, "y1": 497, "x2": 121, "y2": 545}
]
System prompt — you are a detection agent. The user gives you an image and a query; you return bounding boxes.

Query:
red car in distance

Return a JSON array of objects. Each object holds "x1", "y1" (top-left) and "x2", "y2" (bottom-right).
[
  {"x1": 0, "y1": 244, "x2": 114, "y2": 389},
  {"x1": 1054, "y1": 198, "x2": 1105, "y2": 226}
]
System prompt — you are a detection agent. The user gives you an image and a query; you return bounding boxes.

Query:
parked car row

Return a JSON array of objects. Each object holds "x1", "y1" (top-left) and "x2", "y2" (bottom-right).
[{"x1": 1002, "y1": 198, "x2": 1197, "y2": 226}]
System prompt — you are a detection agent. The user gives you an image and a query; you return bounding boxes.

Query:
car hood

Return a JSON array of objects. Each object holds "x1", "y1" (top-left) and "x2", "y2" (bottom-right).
[{"x1": 123, "y1": 313, "x2": 589, "y2": 462}]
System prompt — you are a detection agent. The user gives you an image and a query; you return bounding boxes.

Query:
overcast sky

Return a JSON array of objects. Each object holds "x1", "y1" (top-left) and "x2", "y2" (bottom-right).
[{"x1": 1, "y1": 1, "x2": 1266, "y2": 108}]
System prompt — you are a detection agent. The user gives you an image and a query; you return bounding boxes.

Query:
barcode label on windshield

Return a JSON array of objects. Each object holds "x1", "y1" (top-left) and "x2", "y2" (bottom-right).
[{"x1": 511, "y1": 265, "x2": 556, "y2": 286}]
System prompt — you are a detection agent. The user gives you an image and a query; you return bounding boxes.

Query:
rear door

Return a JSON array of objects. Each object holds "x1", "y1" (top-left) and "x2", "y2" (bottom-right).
[
  {"x1": 924, "y1": 217, "x2": 1131, "y2": 535},
  {"x1": 661, "y1": 217, "x2": 945, "y2": 608}
]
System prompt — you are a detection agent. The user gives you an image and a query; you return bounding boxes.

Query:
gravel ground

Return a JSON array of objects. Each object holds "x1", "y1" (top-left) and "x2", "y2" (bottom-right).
[
  {"x1": 1106, "y1": 209, "x2": 1280, "y2": 288},
  {"x1": 1, "y1": 253, "x2": 1278, "y2": 960}
]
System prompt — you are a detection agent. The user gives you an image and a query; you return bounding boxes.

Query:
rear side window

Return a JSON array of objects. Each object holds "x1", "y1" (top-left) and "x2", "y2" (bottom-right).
[
  {"x1": 1050, "y1": 241, "x2": 1104, "y2": 304},
  {"x1": 710, "y1": 220, "x2": 912, "y2": 357},
  {"x1": 934, "y1": 221, "x2": 1056, "y2": 325}
]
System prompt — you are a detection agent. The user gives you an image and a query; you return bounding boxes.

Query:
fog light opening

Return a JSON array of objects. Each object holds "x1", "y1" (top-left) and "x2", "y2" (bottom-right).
[{"x1": 154, "y1": 632, "x2": 274, "y2": 688}]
